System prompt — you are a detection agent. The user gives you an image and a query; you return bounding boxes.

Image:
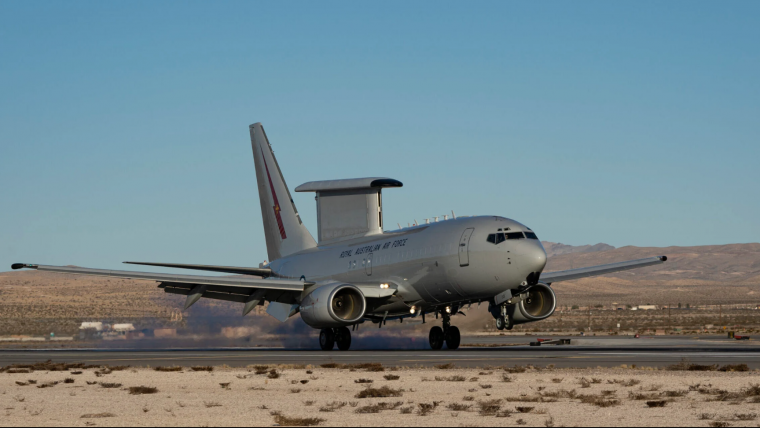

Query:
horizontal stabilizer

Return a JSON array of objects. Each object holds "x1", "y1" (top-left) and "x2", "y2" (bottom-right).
[
  {"x1": 123, "y1": 261, "x2": 272, "y2": 277},
  {"x1": 540, "y1": 256, "x2": 667, "y2": 284}
]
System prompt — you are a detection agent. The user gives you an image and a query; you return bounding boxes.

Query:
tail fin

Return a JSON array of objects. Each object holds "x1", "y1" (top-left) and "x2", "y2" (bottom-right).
[{"x1": 250, "y1": 123, "x2": 317, "y2": 261}]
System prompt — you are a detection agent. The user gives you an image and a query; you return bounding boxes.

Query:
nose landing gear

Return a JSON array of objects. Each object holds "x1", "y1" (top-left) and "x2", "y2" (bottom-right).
[
  {"x1": 319, "y1": 327, "x2": 352, "y2": 351},
  {"x1": 428, "y1": 311, "x2": 461, "y2": 350},
  {"x1": 495, "y1": 304, "x2": 514, "y2": 331}
]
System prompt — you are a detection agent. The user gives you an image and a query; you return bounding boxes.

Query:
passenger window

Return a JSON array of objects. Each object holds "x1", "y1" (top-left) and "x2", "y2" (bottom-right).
[
  {"x1": 487, "y1": 234, "x2": 496, "y2": 244},
  {"x1": 525, "y1": 232, "x2": 539, "y2": 240}
]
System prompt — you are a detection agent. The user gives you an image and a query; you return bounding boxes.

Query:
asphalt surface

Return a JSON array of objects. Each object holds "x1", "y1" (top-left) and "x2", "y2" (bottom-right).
[{"x1": 1, "y1": 335, "x2": 758, "y2": 368}]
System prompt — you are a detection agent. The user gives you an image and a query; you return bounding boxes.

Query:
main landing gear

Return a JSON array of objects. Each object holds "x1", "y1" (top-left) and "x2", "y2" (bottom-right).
[
  {"x1": 319, "y1": 327, "x2": 352, "y2": 351},
  {"x1": 428, "y1": 312, "x2": 460, "y2": 350}
]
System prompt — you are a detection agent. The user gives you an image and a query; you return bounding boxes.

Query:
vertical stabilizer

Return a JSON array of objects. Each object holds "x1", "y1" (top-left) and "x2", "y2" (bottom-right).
[{"x1": 250, "y1": 123, "x2": 317, "y2": 261}]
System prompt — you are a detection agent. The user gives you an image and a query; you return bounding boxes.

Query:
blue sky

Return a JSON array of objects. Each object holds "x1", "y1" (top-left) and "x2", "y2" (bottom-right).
[{"x1": 1, "y1": 1, "x2": 758, "y2": 272}]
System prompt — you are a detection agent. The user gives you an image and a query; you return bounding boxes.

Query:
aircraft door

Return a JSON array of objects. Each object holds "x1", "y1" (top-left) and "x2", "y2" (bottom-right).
[
  {"x1": 459, "y1": 228, "x2": 475, "y2": 267},
  {"x1": 365, "y1": 253, "x2": 373, "y2": 276}
]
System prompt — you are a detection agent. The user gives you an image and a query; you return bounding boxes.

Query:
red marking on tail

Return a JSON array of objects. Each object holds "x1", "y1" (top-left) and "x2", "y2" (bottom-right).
[{"x1": 262, "y1": 149, "x2": 287, "y2": 240}]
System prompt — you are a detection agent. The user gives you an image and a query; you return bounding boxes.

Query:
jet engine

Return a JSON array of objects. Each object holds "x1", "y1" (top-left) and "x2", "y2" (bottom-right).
[
  {"x1": 299, "y1": 283, "x2": 366, "y2": 329},
  {"x1": 511, "y1": 283, "x2": 557, "y2": 324}
]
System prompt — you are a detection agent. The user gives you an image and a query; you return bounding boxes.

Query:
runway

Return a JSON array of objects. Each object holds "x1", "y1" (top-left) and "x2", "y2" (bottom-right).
[{"x1": 1, "y1": 335, "x2": 758, "y2": 368}]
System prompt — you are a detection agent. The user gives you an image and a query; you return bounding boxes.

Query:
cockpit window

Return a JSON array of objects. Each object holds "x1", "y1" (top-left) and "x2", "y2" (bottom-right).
[
  {"x1": 525, "y1": 232, "x2": 539, "y2": 240},
  {"x1": 488, "y1": 232, "x2": 525, "y2": 244}
]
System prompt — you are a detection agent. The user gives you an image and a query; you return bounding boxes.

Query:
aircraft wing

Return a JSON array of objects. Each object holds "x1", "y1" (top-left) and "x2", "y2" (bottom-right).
[
  {"x1": 11, "y1": 263, "x2": 309, "y2": 313},
  {"x1": 540, "y1": 256, "x2": 667, "y2": 284}
]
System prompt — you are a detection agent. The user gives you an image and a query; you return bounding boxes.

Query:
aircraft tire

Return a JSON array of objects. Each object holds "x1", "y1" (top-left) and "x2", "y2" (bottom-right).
[
  {"x1": 319, "y1": 329, "x2": 335, "y2": 351},
  {"x1": 445, "y1": 326, "x2": 461, "y2": 350},
  {"x1": 496, "y1": 317, "x2": 506, "y2": 330},
  {"x1": 336, "y1": 327, "x2": 352, "y2": 351},
  {"x1": 429, "y1": 326, "x2": 444, "y2": 350}
]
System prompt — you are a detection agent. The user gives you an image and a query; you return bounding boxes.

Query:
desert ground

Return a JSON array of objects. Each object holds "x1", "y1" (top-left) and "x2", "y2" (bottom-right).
[{"x1": 2, "y1": 361, "x2": 760, "y2": 427}]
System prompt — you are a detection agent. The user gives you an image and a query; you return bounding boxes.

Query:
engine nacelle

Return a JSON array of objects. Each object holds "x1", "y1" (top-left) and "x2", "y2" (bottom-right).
[
  {"x1": 299, "y1": 283, "x2": 366, "y2": 329},
  {"x1": 511, "y1": 283, "x2": 557, "y2": 324}
]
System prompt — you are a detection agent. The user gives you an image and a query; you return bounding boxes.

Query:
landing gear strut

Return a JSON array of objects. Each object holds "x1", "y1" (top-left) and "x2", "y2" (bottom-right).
[
  {"x1": 428, "y1": 311, "x2": 460, "y2": 350},
  {"x1": 320, "y1": 327, "x2": 352, "y2": 351}
]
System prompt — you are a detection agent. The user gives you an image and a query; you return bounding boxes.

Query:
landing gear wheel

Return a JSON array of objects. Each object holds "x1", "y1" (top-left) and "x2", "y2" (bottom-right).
[
  {"x1": 445, "y1": 326, "x2": 461, "y2": 350},
  {"x1": 335, "y1": 327, "x2": 352, "y2": 351},
  {"x1": 506, "y1": 317, "x2": 514, "y2": 331},
  {"x1": 319, "y1": 329, "x2": 335, "y2": 351},
  {"x1": 429, "y1": 326, "x2": 444, "y2": 350},
  {"x1": 496, "y1": 317, "x2": 506, "y2": 331}
]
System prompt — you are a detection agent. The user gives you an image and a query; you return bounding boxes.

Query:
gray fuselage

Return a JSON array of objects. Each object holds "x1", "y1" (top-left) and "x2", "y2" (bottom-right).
[{"x1": 268, "y1": 216, "x2": 547, "y2": 318}]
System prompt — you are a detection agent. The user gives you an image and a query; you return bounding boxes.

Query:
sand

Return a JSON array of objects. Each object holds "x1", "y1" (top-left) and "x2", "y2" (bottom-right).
[{"x1": 2, "y1": 364, "x2": 760, "y2": 427}]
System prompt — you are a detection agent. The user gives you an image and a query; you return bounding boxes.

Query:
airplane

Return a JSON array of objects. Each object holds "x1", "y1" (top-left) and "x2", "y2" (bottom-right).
[{"x1": 12, "y1": 123, "x2": 667, "y2": 351}]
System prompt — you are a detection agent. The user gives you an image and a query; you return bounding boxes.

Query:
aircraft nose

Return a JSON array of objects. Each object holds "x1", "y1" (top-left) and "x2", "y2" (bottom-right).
[{"x1": 522, "y1": 241, "x2": 547, "y2": 273}]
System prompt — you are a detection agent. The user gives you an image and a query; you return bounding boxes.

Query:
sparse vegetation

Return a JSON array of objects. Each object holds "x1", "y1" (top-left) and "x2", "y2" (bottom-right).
[
  {"x1": 128, "y1": 386, "x2": 158, "y2": 395},
  {"x1": 646, "y1": 400, "x2": 668, "y2": 408},
  {"x1": 355, "y1": 386, "x2": 403, "y2": 399},
  {"x1": 191, "y1": 366, "x2": 213, "y2": 372},
  {"x1": 384, "y1": 374, "x2": 400, "y2": 381},
  {"x1": 355, "y1": 379, "x2": 373, "y2": 384},
  {"x1": 417, "y1": 402, "x2": 439, "y2": 416},
  {"x1": 318, "y1": 401, "x2": 346, "y2": 412},
  {"x1": 478, "y1": 399, "x2": 502, "y2": 416},
  {"x1": 271, "y1": 412, "x2": 325, "y2": 427},
  {"x1": 81, "y1": 413, "x2": 116, "y2": 419},
  {"x1": 355, "y1": 402, "x2": 403, "y2": 414},
  {"x1": 435, "y1": 376, "x2": 466, "y2": 382},
  {"x1": 99, "y1": 383, "x2": 122, "y2": 389},
  {"x1": 153, "y1": 366, "x2": 182, "y2": 372}
]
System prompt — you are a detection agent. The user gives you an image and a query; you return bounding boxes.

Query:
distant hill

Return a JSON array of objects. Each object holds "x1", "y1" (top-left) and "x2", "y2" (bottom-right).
[{"x1": 542, "y1": 242, "x2": 615, "y2": 258}]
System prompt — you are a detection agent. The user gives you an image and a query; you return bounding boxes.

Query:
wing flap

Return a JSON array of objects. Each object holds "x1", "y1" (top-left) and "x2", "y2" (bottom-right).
[
  {"x1": 123, "y1": 261, "x2": 272, "y2": 277},
  {"x1": 13, "y1": 264, "x2": 308, "y2": 292},
  {"x1": 540, "y1": 256, "x2": 667, "y2": 284}
]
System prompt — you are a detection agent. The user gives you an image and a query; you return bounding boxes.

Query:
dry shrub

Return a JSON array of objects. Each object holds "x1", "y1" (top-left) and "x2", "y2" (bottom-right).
[
  {"x1": 191, "y1": 366, "x2": 213, "y2": 372},
  {"x1": 400, "y1": 406, "x2": 414, "y2": 414},
  {"x1": 646, "y1": 400, "x2": 668, "y2": 408},
  {"x1": 579, "y1": 394, "x2": 620, "y2": 408},
  {"x1": 435, "y1": 376, "x2": 466, "y2": 382},
  {"x1": 480, "y1": 384, "x2": 493, "y2": 389},
  {"x1": 64, "y1": 378, "x2": 75, "y2": 384},
  {"x1": 204, "y1": 402, "x2": 222, "y2": 408},
  {"x1": 505, "y1": 395, "x2": 542, "y2": 403},
  {"x1": 99, "y1": 383, "x2": 122, "y2": 389},
  {"x1": 355, "y1": 386, "x2": 403, "y2": 399},
  {"x1": 268, "y1": 369, "x2": 280, "y2": 379},
  {"x1": 505, "y1": 366, "x2": 527, "y2": 374},
  {"x1": 271, "y1": 412, "x2": 324, "y2": 427},
  {"x1": 318, "y1": 401, "x2": 346, "y2": 412},
  {"x1": 663, "y1": 390, "x2": 688, "y2": 398},
  {"x1": 743, "y1": 385, "x2": 760, "y2": 397},
  {"x1": 219, "y1": 383, "x2": 231, "y2": 390},
  {"x1": 435, "y1": 363, "x2": 455, "y2": 370},
  {"x1": 515, "y1": 407, "x2": 535, "y2": 414},
  {"x1": 70, "y1": 371, "x2": 83, "y2": 375},
  {"x1": 81, "y1": 413, "x2": 116, "y2": 419},
  {"x1": 709, "y1": 422, "x2": 730, "y2": 428},
  {"x1": 355, "y1": 379, "x2": 373, "y2": 384},
  {"x1": 447, "y1": 403, "x2": 471, "y2": 412},
  {"x1": 629, "y1": 392, "x2": 662, "y2": 401},
  {"x1": 15, "y1": 381, "x2": 28, "y2": 386},
  {"x1": 552, "y1": 378, "x2": 563, "y2": 384},
  {"x1": 86, "y1": 381, "x2": 97, "y2": 386},
  {"x1": 497, "y1": 410, "x2": 513, "y2": 418},
  {"x1": 699, "y1": 413, "x2": 716, "y2": 420},
  {"x1": 290, "y1": 388, "x2": 302, "y2": 394},
  {"x1": 37, "y1": 381, "x2": 59, "y2": 389},
  {"x1": 300, "y1": 380, "x2": 309, "y2": 385},
  {"x1": 541, "y1": 390, "x2": 578, "y2": 399},
  {"x1": 417, "y1": 402, "x2": 439, "y2": 416},
  {"x1": 355, "y1": 402, "x2": 403, "y2": 414},
  {"x1": 384, "y1": 374, "x2": 400, "y2": 381},
  {"x1": 720, "y1": 364, "x2": 750, "y2": 372},
  {"x1": 153, "y1": 366, "x2": 182, "y2": 372},
  {"x1": 129, "y1": 386, "x2": 158, "y2": 395},
  {"x1": 734, "y1": 413, "x2": 757, "y2": 421},
  {"x1": 478, "y1": 399, "x2": 502, "y2": 416},
  {"x1": 502, "y1": 374, "x2": 513, "y2": 383},
  {"x1": 609, "y1": 379, "x2": 641, "y2": 387},
  {"x1": 463, "y1": 396, "x2": 475, "y2": 402},
  {"x1": 107, "y1": 366, "x2": 130, "y2": 372}
]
